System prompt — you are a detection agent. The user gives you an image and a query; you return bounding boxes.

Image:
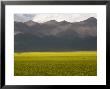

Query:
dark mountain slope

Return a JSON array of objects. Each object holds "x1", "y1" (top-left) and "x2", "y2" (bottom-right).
[{"x1": 14, "y1": 17, "x2": 97, "y2": 52}]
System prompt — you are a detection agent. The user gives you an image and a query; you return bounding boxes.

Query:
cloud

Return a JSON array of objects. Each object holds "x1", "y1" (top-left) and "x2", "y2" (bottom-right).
[
  {"x1": 14, "y1": 14, "x2": 35, "y2": 22},
  {"x1": 33, "y1": 13, "x2": 97, "y2": 23},
  {"x1": 14, "y1": 13, "x2": 97, "y2": 23}
]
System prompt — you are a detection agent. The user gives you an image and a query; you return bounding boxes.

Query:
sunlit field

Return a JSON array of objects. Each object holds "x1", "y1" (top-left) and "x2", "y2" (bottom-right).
[{"x1": 14, "y1": 51, "x2": 97, "y2": 76}]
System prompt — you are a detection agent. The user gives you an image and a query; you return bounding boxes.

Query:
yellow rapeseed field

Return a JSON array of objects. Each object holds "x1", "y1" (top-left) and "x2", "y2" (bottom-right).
[{"x1": 14, "y1": 51, "x2": 97, "y2": 76}]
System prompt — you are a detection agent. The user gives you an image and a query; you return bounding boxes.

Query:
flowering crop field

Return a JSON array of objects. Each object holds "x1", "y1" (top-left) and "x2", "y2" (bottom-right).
[{"x1": 14, "y1": 51, "x2": 97, "y2": 76}]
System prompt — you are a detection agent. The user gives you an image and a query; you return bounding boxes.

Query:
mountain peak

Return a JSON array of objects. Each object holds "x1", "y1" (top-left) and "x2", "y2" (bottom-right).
[
  {"x1": 46, "y1": 20, "x2": 58, "y2": 23},
  {"x1": 85, "y1": 17, "x2": 97, "y2": 22},
  {"x1": 83, "y1": 17, "x2": 97, "y2": 26},
  {"x1": 24, "y1": 20, "x2": 37, "y2": 26},
  {"x1": 42, "y1": 20, "x2": 58, "y2": 25},
  {"x1": 59, "y1": 20, "x2": 70, "y2": 24}
]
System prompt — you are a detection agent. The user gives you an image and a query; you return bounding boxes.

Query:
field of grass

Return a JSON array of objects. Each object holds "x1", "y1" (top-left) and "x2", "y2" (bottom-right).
[{"x1": 14, "y1": 51, "x2": 97, "y2": 76}]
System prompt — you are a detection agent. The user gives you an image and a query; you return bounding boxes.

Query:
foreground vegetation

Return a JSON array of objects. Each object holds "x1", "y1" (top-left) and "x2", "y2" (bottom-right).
[{"x1": 14, "y1": 51, "x2": 97, "y2": 76}]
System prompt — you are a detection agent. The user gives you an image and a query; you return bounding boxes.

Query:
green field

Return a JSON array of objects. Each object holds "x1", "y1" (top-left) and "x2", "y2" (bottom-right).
[{"x1": 14, "y1": 51, "x2": 97, "y2": 76}]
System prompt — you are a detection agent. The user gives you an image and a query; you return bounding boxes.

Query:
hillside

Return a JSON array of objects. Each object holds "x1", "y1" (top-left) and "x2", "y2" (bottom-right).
[{"x1": 14, "y1": 17, "x2": 97, "y2": 52}]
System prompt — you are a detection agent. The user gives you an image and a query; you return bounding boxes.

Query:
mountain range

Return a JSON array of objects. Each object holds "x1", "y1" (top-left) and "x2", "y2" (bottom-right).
[{"x1": 14, "y1": 17, "x2": 97, "y2": 52}]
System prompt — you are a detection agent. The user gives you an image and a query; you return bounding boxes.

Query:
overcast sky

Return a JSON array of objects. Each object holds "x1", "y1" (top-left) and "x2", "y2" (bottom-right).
[{"x1": 14, "y1": 13, "x2": 97, "y2": 23}]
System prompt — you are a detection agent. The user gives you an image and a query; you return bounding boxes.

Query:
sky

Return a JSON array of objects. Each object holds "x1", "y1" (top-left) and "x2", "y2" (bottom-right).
[{"x1": 14, "y1": 13, "x2": 97, "y2": 23}]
